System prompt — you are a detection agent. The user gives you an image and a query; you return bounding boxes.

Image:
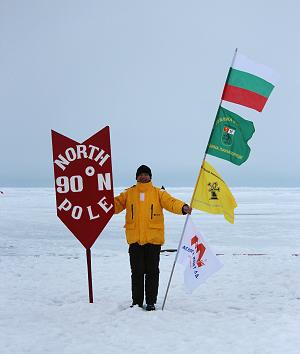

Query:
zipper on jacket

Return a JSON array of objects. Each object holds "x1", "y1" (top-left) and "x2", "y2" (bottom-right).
[
  {"x1": 151, "y1": 204, "x2": 153, "y2": 219},
  {"x1": 131, "y1": 204, "x2": 134, "y2": 220}
]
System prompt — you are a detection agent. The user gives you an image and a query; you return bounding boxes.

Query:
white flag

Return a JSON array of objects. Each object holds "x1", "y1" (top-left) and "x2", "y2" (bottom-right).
[{"x1": 177, "y1": 216, "x2": 223, "y2": 292}]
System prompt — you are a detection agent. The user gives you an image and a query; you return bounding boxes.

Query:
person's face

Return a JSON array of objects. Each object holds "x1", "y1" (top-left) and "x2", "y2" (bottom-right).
[{"x1": 137, "y1": 173, "x2": 151, "y2": 183}]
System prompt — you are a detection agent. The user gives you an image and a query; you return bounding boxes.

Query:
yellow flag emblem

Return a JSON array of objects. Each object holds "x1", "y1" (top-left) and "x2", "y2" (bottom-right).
[{"x1": 191, "y1": 160, "x2": 237, "y2": 224}]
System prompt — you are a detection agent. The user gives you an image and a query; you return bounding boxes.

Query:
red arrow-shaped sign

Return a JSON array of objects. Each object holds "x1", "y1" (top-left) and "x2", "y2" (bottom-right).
[{"x1": 51, "y1": 126, "x2": 114, "y2": 249}]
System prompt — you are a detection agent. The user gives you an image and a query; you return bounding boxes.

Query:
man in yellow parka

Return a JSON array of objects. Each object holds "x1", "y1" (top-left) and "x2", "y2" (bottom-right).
[{"x1": 114, "y1": 165, "x2": 192, "y2": 311}]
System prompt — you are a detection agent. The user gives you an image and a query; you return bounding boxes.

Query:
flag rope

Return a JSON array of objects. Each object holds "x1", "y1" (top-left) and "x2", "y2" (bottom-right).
[{"x1": 160, "y1": 250, "x2": 300, "y2": 256}]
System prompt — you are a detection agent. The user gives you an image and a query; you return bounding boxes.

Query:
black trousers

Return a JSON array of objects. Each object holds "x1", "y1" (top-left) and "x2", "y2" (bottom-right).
[{"x1": 129, "y1": 243, "x2": 161, "y2": 306}]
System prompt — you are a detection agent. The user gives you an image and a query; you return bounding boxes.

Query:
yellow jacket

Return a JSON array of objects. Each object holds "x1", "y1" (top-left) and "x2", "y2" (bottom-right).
[{"x1": 114, "y1": 182, "x2": 185, "y2": 245}]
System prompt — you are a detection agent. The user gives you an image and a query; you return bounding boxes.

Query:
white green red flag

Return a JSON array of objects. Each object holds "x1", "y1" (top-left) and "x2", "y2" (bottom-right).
[{"x1": 222, "y1": 52, "x2": 277, "y2": 112}]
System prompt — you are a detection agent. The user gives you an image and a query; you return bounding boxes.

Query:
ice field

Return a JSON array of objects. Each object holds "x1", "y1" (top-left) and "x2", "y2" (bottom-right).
[{"x1": 0, "y1": 187, "x2": 300, "y2": 353}]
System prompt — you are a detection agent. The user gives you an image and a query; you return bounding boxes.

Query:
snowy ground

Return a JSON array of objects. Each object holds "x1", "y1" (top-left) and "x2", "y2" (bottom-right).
[{"x1": 1, "y1": 187, "x2": 300, "y2": 354}]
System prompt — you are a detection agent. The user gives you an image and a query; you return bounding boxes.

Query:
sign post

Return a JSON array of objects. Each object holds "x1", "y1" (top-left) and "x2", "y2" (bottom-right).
[
  {"x1": 51, "y1": 126, "x2": 114, "y2": 303},
  {"x1": 86, "y1": 248, "x2": 93, "y2": 303}
]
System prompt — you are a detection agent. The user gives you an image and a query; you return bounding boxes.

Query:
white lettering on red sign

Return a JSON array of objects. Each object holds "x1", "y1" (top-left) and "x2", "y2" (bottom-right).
[
  {"x1": 54, "y1": 144, "x2": 110, "y2": 171},
  {"x1": 98, "y1": 196, "x2": 113, "y2": 213},
  {"x1": 57, "y1": 197, "x2": 113, "y2": 220},
  {"x1": 56, "y1": 173, "x2": 111, "y2": 194}
]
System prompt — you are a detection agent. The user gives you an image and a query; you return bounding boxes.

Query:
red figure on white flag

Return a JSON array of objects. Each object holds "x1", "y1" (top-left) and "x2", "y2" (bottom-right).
[{"x1": 177, "y1": 216, "x2": 223, "y2": 292}]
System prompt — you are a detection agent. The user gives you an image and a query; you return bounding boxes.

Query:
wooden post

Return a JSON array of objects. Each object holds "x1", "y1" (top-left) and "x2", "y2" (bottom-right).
[{"x1": 86, "y1": 248, "x2": 94, "y2": 303}]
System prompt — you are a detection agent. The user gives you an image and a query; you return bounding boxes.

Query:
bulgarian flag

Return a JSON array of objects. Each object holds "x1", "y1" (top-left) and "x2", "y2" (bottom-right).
[{"x1": 222, "y1": 52, "x2": 277, "y2": 112}]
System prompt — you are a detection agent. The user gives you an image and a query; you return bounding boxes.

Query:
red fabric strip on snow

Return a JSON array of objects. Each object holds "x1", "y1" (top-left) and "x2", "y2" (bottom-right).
[{"x1": 222, "y1": 84, "x2": 268, "y2": 112}]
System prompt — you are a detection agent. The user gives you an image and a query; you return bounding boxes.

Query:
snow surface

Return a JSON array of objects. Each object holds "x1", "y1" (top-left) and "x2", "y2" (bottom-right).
[{"x1": 1, "y1": 187, "x2": 300, "y2": 354}]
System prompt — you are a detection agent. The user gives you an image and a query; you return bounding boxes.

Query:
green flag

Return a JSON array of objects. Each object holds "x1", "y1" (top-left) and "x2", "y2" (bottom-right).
[{"x1": 206, "y1": 106, "x2": 255, "y2": 165}]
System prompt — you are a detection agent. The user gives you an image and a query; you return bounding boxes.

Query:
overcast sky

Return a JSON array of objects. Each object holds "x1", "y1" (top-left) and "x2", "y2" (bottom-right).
[{"x1": 1, "y1": 0, "x2": 299, "y2": 187}]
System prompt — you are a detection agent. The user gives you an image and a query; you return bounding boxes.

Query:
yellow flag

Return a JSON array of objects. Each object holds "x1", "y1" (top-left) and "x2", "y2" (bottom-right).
[{"x1": 191, "y1": 160, "x2": 237, "y2": 224}]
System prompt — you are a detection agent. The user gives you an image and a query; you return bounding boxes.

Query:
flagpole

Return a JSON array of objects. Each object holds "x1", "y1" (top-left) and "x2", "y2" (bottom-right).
[
  {"x1": 162, "y1": 214, "x2": 190, "y2": 310},
  {"x1": 162, "y1": 48, "x2": 238, "y2": 311},
  {"x1": 190, "y1": 48, "x2": 239, "y2": 206},
  {"x1": 190, "y1": 48, "x2": 238, "y2": 196}
]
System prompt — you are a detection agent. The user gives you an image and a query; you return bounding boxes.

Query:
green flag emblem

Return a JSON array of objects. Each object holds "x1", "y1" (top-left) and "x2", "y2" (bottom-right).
[{"x1": 207, "y1": 106, "x2": 255, "y2": 165}]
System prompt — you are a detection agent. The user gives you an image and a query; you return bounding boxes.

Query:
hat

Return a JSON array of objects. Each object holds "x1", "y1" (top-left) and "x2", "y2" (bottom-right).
[{"x1": 136, "y1": 165, "x2": 152, "y2": 179}]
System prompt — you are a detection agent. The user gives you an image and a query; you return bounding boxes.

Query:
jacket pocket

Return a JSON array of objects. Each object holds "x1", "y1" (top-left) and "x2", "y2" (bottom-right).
[
  {"x1": 147, "y1": 224, "x2": 164, "y2": 245},
  {"x1": 148, "y1": 222, "x2": 163, "y2": 229},
  {"x1": 125, "y1": 204, "x2": 135, "y2": 226},
  {"x1": 149, "y1": 203, "x2": 163, "y2": 226},
  {"x1": 125, "y1": 222, "x2": 135, "y2": 230}
]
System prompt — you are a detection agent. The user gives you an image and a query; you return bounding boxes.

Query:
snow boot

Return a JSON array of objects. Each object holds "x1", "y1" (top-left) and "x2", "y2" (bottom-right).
[
  {"x1": 146, "y1": 304, "x2": 155, "y2": 311},
  {"x1": 130, "y1": 303, "x2": 143, "y2": 308}
]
